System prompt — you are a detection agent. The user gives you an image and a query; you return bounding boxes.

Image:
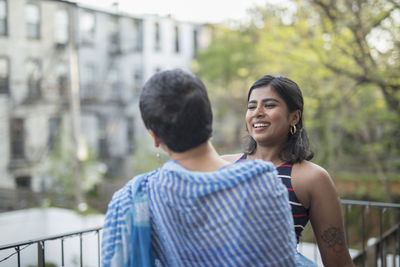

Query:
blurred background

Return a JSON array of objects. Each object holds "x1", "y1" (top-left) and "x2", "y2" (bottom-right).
[{"x1": 0, "y1": 0, "x2": 399, "y2": 266}]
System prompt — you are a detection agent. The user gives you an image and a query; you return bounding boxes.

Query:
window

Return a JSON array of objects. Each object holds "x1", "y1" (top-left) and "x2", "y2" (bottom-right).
[
  {"x1": 80, "y1": 10, "x2": 95, "y2": 45},
  {"x1": 133, "y1": 19, "x2": 143, "y2": 52},
  {"x1": 108, "y1": 16, "x2": 120, "y2": 54},
  {"x1": 0, "y1": 0, "x2": 7, "y2": 36},
  {"x1": 26, "y1": 59, "x2": 41, "y2": 100},
  {"x1": 56, "y1": 62, "x2": 68, "y2": 97},
  {"x1": 26, "y1": 3, "x2": 40, "y2": 39},
  {"x1": 48, "y1": 117, "x2": 61, "y2": 152},
  {"x1": 0, "y1": 57, "x2": 9, "y2": 94},
  {"x1": 133, "y1": 69, "x2": 143, "y2": 93},
  {"x1": 154, "y1": 22, "x2": 161, "y2": 51},
  {"x1": 81, "y1": 63, "x2": 96, "y2": 100},
  {"x1": 126, "y1": 117, "x2": 135, "y2": 153},
  {"x1": 108, "y1": 67, "x2": 121, "y2": 100},
  {"x1": 98, "y1": 116, "x2": 108, "y2": 158},
  {"x1": 54, "y1": 9, "x2": 69, "y2": 44},
  {"x1": 11, "y1": 118, "x2": 25, "y2": 159},
  {"x1": 16, "y1": 176, "x2": 31, "y2": 189},
  {"x1": 174, "y1": 25, "x2": 180, "y2": 53},
  {"x1": 193, "y1": 29, "x2": 198, "y2": 55}
]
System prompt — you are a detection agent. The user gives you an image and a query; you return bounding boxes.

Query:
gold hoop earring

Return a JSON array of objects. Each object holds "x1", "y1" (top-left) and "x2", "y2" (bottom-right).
[{"x1": 290, "y1": 125, "x2": 297, "y2": 135}]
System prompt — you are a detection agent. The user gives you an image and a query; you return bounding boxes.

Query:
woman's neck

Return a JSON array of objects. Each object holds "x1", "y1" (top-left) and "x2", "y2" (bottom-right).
[
  {"x1": 168, "y1": 141, "x2": 229, "y2": 172},
  {"x1": 248, "y1": 145, "x2": 285, "y2": 167}
]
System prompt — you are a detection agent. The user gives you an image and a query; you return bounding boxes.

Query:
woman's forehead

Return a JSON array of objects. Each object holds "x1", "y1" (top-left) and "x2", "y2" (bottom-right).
[{"x1": 249, "y1": 86, "x2": 280, "y2": 100}]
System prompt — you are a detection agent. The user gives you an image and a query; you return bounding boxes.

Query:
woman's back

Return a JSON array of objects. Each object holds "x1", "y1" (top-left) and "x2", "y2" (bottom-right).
[{"x1": 149, "y1": 160, "x2": 296, "y2": 267}]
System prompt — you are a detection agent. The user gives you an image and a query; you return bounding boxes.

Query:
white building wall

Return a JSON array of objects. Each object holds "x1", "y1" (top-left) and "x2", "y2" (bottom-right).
[
  {"x1": 0, "y1": 0, "x2": 208, "y2": 191},
  {"x1": 0, "y1": 97, "x2": 11, "y2": 188},
  {"x1": 0, "y1": 0, "x2": 74, "y2": 190}
]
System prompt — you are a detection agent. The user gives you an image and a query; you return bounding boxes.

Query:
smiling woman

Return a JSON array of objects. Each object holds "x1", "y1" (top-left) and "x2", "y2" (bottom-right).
[
  {"x1": 222, "y1": 75, "x2": 355, "y2": 267},
  {"x1": 244, "y1": 75, "x2": 312, "y2": 164}
]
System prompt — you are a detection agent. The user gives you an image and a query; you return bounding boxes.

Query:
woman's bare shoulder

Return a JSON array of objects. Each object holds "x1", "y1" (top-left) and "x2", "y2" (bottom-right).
[
  {"x1": 292, "y1": 160, "x2": 338, "y2": 209},
  {"x1": 295, "y1": 160, "x2": 330, "y2": 180},
  {"x1": 221, "y1": 153, "x2": 243, "y2": 163},
  {"x1": 294, "y1": 160, "x2": 336, "y2": 193}
]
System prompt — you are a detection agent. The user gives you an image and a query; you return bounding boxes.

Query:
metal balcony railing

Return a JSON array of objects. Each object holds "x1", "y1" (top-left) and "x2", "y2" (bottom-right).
[
  {"x1": 0, "y1": 200, "x2": 399, "y2": 267},
  {"x1": 0, "y1": 227, "x2": 102, "y2": 267},
  {"x1": 341, "y1": 200, "x2": 400, "y2": 267},
  {"x1": 299, "y1": 199, "x2": 400, "y2": 267}
]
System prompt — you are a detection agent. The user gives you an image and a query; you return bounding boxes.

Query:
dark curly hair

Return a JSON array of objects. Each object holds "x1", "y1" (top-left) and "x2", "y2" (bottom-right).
[{"x1": 139, "y1": 69, "x2": 213, "y2": 152}]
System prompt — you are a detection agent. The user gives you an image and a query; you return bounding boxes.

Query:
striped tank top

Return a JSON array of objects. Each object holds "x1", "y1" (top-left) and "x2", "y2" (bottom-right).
[{"x1": 238, "y1": 154, "x2": 310, "y2": 242}]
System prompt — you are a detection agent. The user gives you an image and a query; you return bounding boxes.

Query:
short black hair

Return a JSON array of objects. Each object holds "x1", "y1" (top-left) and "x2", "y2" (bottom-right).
[
  {"x1": 246, "y1": 75, "x2": 314, "y2": 163},
  {"x1": 139, "y1": 69, "x2": 213, "y2": 152}
]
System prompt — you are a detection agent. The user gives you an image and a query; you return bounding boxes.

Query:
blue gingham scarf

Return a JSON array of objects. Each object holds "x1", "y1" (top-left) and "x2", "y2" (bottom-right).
[{"x1": 102, "y1": 160, "x2": 298, "y2": 266}]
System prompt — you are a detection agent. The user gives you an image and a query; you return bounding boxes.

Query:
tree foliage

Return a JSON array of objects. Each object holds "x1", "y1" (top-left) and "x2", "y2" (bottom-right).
[
  {"x1": 301, "y1": 0, "x2": 400, "y2": 112},
  {"x1": 194, "y1": 0, "x2": 400, "y2": 201}
]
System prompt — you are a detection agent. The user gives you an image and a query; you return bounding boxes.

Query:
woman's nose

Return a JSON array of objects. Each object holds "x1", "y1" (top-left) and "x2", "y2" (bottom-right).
[{"x1": 255, "y1": 106, "x2": 265, "y2": 117}]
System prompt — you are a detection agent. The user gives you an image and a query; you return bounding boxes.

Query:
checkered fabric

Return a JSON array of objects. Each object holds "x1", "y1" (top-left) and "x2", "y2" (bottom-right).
[{"x1": 102, "y1": 160, "x2": 296, "y2": 267}]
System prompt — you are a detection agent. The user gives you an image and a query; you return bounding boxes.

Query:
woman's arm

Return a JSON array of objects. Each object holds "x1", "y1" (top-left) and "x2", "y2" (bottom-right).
[{"x1": 306, "y1": 165, "x2": 354, "y2": 267}]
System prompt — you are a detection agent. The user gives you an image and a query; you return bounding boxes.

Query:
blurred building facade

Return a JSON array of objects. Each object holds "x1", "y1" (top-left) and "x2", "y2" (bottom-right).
[{"x1": 0, "y1": 0, "x2": 208, "y2": 193}]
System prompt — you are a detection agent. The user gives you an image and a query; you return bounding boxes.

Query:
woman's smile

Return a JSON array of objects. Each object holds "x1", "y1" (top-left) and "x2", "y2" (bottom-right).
[{"x1": 252, "y1": 121, "x2": 270, "y2": 131}]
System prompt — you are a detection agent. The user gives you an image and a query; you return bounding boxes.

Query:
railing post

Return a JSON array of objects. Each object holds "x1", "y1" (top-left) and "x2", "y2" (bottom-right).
[
  {"x1": 361, "y1": 206, "x2": 365, "y2": 267},
  {"x1": 345, "y1": 204, "x2": 349, "y2": 246},
  {"x1": 80, "y1": 233, "x2": 83, "y2": 267},
  {"x1": 397, "y1": 209, "x2": 400, "y2": 267},
  {"x1": 38, "y1": 241, "x2": 45, "y2": 267},
  {"x1": 61, "y1": 238, "x2": 65, "y2": 267},
  {"x1": 379, "y1": 208, "x2": 384, "y2": 267},
  {"x1": 15, "y1": 246, "x2": 20, "y2": 267},
  {"x1": 97, "y1": 229, "x2": 101, "y2": 267}
]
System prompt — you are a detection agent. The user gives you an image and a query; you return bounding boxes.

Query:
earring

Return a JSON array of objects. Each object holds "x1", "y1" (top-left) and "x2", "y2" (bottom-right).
[
  {"x1": 156, "y1": 152, "x2": 161, "y2": 165},
  {"x1": 290, "y1": 125, "x2": 297, "y2": 135}
]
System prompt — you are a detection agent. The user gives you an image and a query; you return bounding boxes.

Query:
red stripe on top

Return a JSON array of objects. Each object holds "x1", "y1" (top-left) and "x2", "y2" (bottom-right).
[
  {"x1": 287, "y1": 188, "x2": 294, "y2": 191},
  {"x1": 293, "y1": 214, "x2": 308, "y2": 218},
  {"x1": 279, "y1": 164, "x2": 293, "y2": 167}
]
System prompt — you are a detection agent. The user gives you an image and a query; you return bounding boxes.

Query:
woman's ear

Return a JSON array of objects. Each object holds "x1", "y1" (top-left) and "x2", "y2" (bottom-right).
[
  {"x1": 148, "y1": 130, "x2": 161, "y2": 148},
  {"x1": 291, "y1": 110, "x2": 301, "y2": 125}
]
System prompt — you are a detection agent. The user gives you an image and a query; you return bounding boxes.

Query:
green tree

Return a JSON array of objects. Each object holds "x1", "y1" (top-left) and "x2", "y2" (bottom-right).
[
  {"x1": 294, "y1": 0, "x2": 400, "y2": 200},
  {"x1": 300, "y1": 0, "x2": 400, "y2": 113},
  {"x1": 194, "y1": 24, "x2": 262, "y2": 152},
  {"x1": 195, "y1": 2, "x2": 400, "y2": 202}
]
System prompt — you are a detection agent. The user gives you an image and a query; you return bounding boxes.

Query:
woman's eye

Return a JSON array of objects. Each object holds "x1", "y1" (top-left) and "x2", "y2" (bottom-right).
[
  {"x1": 247, "y1": 105, "x2": 256, "y2": 110},
  {"x1": 265, "y1": 104, "x2": 276, "y2": 108}
]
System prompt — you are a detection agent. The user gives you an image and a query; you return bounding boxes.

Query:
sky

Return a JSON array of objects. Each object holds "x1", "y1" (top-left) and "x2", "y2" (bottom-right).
[{"x1": 74, "y1": 0, "x2": 284, "y2": 23}]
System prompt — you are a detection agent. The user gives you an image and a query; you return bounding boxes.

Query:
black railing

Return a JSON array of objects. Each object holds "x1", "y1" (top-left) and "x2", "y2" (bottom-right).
[
  {"x1": 341, "y1": 200, "x2": 400, "y2": 267},
  {"x1": 300, "y1": 199, "x2": 400, "y2": 267},
  {"x1": 0, "y1": 200, "x2": 399, "y2": 267},
  {"x1": 0, "y1": 226, "x2": 102, "y2": 267}
]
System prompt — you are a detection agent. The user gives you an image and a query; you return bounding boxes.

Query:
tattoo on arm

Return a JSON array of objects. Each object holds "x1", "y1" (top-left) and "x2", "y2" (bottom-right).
[{"x1": 320, "y1": 226, "x2": 345, "y2": 254}]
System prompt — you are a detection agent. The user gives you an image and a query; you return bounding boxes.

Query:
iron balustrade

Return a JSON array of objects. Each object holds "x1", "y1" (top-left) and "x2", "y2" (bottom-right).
[
  {"x1": 0, "y1": 226, "x2": 102, "y2": 267},
  {"x1": 340, "y1": 200, "x2": 400, "y2": 267},
  {"x1": 299, "y1": 199, "x2": 400, "y2": 267},
  {"x1": 0, "y1": 200, "x2": 399, "y2": 267}
]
